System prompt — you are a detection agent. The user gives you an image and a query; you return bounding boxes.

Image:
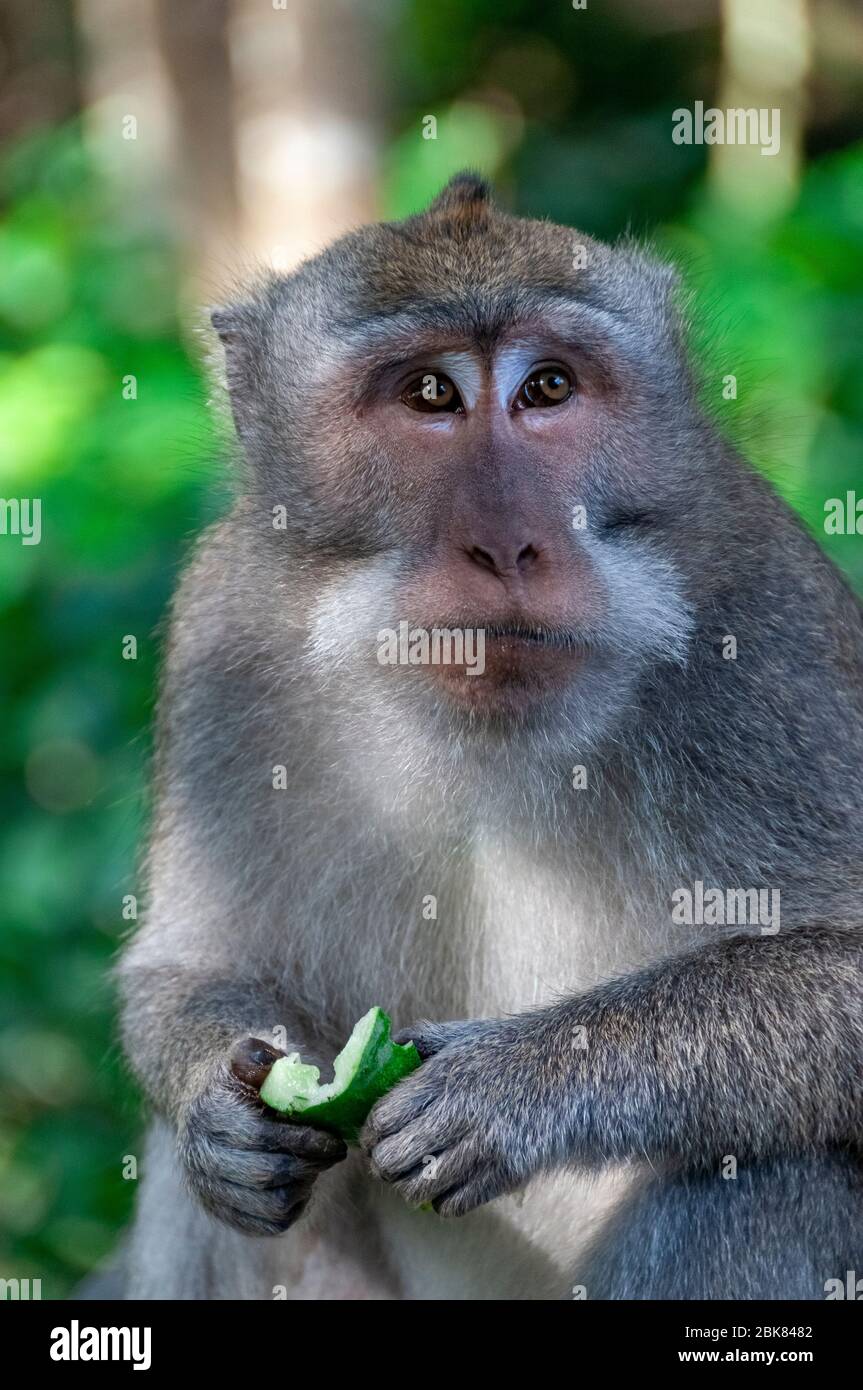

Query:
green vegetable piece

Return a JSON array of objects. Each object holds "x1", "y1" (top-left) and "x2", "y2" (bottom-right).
[{"x1": 259, "y1": 1006, "x2": 421, "y2": 1144}]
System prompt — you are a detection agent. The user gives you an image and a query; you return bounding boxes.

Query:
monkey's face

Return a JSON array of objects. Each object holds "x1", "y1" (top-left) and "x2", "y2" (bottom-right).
[{"x1": 217, "y1": 177, "x2": 699, "y2": 753}]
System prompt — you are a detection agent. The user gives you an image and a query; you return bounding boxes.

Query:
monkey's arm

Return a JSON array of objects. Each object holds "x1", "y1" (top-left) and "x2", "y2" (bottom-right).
[
  {"x1": 119, "y1": 951, "x2": 347, "y2": 1234},
  {"x1": 119, "y1": 956, "x2": 296, "y2": 1121},
  {"x1": 363, "y1": 923, "x2": 862, "y2": 1216},
  {"x1": 116, "y1": 538, "x2": 349, "y2": 1232}
]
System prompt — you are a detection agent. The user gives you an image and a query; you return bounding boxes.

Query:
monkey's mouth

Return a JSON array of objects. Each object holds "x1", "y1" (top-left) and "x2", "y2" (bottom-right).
[
  {"x1": 481, "y1": 622, "x2": 583, "y2": 651},
  {"x1": 420, "y1": 620, "x2": 588, "y2": 713}
]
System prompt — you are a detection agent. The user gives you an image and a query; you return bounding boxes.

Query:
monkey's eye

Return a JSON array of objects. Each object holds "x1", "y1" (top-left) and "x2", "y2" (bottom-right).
[
  {"x1": 515, "y1": 363, "x2": 573, "y2": 409},
  {"x1": 401, "y1": 373, "x2": 463, "y2": 413}
]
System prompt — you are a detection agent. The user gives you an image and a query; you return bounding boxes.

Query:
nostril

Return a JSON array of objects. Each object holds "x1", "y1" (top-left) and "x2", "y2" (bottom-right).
[
  {"x1": 466, "y1": 543, "x2": 541, "y2": 576},
  {"x1": 468, "y1": 545, "x2": 498, "y2": 574},
  {"x1": 516, "y1": 544, "x2": 538, "y2": 572}
]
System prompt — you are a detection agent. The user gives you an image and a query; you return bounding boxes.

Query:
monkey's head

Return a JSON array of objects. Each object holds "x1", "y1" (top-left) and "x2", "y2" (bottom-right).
[{"x1": 213, "y1": 174, "x2": 725, "y2": 760}]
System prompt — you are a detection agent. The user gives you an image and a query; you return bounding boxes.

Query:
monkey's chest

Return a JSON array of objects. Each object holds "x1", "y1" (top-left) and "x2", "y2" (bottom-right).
[
  {"x1": 439, "y1": 837, "x2": 638, "y2": 1289},
  {"x1": 372, "y1": 1163, "x2": 635, "y2": 1298},
  {"x1": 301, "y1": 830, "x2": 641, "y2": 1291},
  {"x1": 462, "y1": 832, "x2": 628, "y2": 1015}
]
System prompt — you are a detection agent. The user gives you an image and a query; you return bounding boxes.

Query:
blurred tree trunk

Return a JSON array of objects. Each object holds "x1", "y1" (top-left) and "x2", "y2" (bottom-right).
[
  {"x1": 77, "y1": 0, "x2": 386, "y2": 292},
  {"x1": 75, "y1": 0, "x2": 179, "y2": 228},
  {"x1": 229, "y1": 0, "x2": 385, "y2": 272},
  {"x1": 712, "y1": 0, "x2": 811, "y2": 217},
  {"x1": 154, "y1": 0, "x2": 240, "y2": 288},
  {"x1": 0, "y1": 0, "x2": 82, "y2": 144}
]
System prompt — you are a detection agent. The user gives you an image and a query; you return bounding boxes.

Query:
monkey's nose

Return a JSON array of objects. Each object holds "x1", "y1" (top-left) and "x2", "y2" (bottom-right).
[{"x1": 465, "y1": 541, "x2": 541, "y2": 578}]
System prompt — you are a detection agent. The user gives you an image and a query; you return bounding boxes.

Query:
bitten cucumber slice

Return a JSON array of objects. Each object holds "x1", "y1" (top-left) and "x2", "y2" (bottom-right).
[{"x1": 260, "y1": 1006, "x2": 421, "y2": 1144}]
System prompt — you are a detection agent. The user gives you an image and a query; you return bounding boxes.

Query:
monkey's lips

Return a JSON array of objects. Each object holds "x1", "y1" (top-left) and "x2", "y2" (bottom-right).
[{"x1": 423, "y1": 624, "x2": 586, "y2": 713}]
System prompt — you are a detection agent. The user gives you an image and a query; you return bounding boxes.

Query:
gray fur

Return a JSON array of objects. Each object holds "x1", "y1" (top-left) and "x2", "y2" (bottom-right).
[{"x1": 577, "y1": 1154, "x2": 863, "y2": 1300}]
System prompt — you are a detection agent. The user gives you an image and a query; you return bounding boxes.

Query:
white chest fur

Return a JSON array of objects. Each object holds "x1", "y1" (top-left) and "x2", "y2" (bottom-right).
[
  {"x1": 464, "y1": 828, "x2": 639, "y2": 1016},
  {"x1": 354, "y1": 830, "x2": 638, "y2": 1297}
]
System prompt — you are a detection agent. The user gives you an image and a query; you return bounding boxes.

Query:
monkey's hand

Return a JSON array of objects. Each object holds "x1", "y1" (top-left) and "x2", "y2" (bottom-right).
[
  {"x1": 178, "y1": 1037, "x2": 347, "y2": 1236},
  {"x1": 361, "y1": 1018, "x2": 552, "y2": 1217}
]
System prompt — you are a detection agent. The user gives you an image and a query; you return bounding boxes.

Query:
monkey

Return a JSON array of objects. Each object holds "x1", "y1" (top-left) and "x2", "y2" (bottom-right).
[{"x1": 117, "y1": 172, "x2": 863, "y2": 1301}]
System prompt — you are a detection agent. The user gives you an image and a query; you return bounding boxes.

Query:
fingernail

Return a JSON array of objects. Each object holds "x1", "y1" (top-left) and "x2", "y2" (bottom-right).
[{"x1": 230, "y1": 1037, "x2": 282, "y2": 1089}]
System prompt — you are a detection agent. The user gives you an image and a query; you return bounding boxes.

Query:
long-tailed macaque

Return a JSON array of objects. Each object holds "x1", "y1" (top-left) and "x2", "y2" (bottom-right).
[{"x1": 118, "y1": 174, "x2": 863, "y2": 1300}]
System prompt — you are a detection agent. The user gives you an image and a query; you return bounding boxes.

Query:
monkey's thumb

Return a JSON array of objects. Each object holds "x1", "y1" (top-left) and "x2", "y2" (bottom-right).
[
  {"x1": 393, "y1": 1020, "x2": 466, "y2": 1059},
  {"x1": 229, "y1": 1037, "x2": 285, "y2": 1092}
]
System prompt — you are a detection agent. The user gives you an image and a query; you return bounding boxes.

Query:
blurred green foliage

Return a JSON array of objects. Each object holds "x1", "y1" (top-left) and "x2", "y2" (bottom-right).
[
  {"x1": 0, "y1": 126, "x2": 223, "y2": 1294},
  {"x1": 1, "y1": 5, "x2": 861, "y2": 1296}
]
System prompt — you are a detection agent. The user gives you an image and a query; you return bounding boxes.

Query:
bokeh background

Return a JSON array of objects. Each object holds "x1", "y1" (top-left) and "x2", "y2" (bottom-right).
[{"x1": 1, "y1": 0, "x2": 862, "y2": 1296}]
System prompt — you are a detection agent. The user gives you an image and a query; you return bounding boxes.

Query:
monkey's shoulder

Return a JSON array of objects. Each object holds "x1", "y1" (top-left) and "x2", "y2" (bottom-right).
[{"x1": 155, "y1": 511, "x2": 307, "y2": 758}]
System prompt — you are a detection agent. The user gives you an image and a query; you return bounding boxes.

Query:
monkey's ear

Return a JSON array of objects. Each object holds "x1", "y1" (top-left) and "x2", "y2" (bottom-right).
[
  {"x1": 209, "y1": 303, "x2": 251, "y2": 347},
  {"x1": 427, "y1": 170, "x2": 493, "y2": 215},
  {"x1": 206, "y1": 302, "x2": 261, "y2": 437},
  {"x1": 417, "y1": 171, "x2": 495, "y2": 241}
]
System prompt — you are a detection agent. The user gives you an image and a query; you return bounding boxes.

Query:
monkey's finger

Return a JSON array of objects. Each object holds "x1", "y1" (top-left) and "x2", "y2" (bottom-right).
[
  {"x1": 229, "y1": 1036, "x2": 285, "y2": 1091},
  {"x1": 369, "y1": 1105, "x2": 467, "y2": 1181},
  {"x1": 198, "y1": 1093, "x2": 346, "y2": 1161},
  {"x1": 270, "y1": 1122, "x2": 348, "y2": 1164},
  {"x1": 200, "y1": 1175, "x2": 310, "y2": 1222},
  {"x1": 201, "y1": 1179, "x2": 310, "y2": 1236},
  {"x1": 202, "y1": 1144, "x2": 338, "y2": 1190},
  {"x1": 432, "y1": 1168, "x2": 498, "y2": 1219},
  {"x1": 368, "y1": 1114, "x2": 444, "y2": 1180},
  {"x1": 242, "y1": 1115, "x2": 347, "y2": 1163},
  {"x1": 362, "y1": 1074, "x2": 439, "y2": 1146},
  {"x1": 393, "y1": 1019, "x2": 473, "y2": 1058},
  {"x1": 391, "y1": 1140, "x2": 480, "y2": 1205},
  {"x1": 218, "y1": 1201, "x2": 308, "y2": 1239}
]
